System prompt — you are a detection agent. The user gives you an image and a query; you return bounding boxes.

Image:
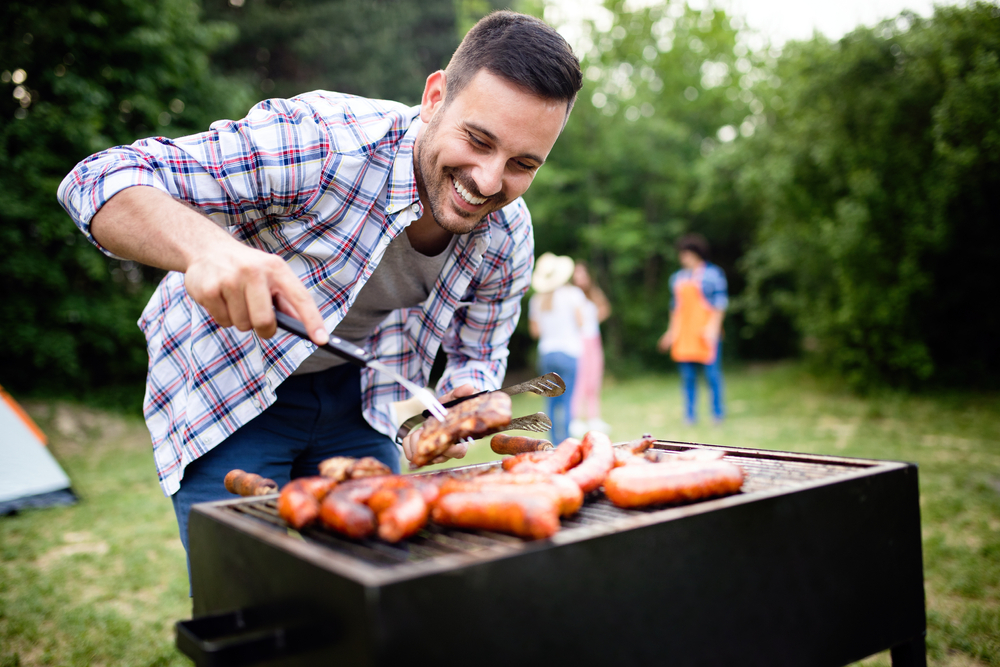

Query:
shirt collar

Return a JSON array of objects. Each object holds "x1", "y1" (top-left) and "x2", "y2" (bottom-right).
[
  {"x1": 384, "y1": 106, "x2": 423, "y2": 216},
  {"x1": 384, "y1": 105, "x2": 493, "y2": 253}
]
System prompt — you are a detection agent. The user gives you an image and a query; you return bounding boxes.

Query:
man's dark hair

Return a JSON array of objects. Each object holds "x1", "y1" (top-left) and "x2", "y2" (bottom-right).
[
  {"x1": 445, "y1": 11, "x2": 583, "y2": 116},
  {"x1": 676, "y1": 233, "x2": 711, "y2": 261}
]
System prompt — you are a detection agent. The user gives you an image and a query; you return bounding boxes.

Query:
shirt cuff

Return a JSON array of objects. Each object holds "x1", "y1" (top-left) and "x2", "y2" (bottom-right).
[{"x1": 58, "y1": 156, "x2": 172, "y2": 257}]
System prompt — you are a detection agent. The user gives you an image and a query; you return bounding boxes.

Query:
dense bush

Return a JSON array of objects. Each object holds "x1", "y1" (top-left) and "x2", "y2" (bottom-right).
[
  {"x1": 729, "y1": 2, "x2": 1000, "y2": 388},
  {"x1": 2, "y1": 0, "x2": 998, "y2": 402},
  {"x1": 0, "y1": 0, "x2": 254, "y2": 404}
]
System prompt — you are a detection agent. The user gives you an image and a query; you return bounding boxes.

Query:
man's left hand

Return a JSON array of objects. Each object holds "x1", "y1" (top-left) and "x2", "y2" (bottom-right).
[{"x1": 400, "y1": 384, "x2": 478, "y2": 467}]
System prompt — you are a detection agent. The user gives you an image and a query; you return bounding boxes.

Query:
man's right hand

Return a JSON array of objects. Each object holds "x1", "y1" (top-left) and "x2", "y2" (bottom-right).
[
  {"x1": 91, "y1": 186, "x2": 328, "y2": 345},
  {"x1": 184, "y1": 241, "x2": 328, "y2": 345}
]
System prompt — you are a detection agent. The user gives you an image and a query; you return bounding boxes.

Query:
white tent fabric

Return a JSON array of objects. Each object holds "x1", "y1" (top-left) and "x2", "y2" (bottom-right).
[{"x1": 0, "y1": 386, "x2": 75, "y2": 515}]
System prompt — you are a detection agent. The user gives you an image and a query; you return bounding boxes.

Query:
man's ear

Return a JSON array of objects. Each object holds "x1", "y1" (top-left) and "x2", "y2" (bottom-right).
[{"x1": 419, "y1": 70, "x2": 447, "y2": 123}]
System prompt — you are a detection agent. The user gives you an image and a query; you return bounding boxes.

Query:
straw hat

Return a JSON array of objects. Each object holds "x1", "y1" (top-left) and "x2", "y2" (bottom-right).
[{"x1": 531, "y1": 252, "x2": 575, "y2": 293}]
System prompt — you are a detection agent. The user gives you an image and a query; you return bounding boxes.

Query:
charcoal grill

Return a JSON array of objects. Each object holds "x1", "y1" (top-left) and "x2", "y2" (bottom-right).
[{"x1": 178, "y1": 441, "x2": 926, "y2": 667}]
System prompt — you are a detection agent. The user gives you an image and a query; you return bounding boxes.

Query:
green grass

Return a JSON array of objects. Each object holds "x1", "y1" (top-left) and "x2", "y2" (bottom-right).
[{"x1": 2, "y1": 362, "x2": 998, "y2": 666}]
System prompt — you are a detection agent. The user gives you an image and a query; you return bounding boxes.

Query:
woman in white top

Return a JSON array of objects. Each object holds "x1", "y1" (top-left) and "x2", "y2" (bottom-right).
[
  {"x1": 528, "y1": 253, "x2": 586, "y2": 444},
  {"x1": 569, "y1": 262, "x2": 611, "y2": 436}
]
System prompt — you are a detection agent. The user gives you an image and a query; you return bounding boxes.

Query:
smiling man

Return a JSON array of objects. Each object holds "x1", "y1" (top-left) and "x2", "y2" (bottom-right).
[{"x1": 57, "y1": 11, "x2": 582, "y2": 565}]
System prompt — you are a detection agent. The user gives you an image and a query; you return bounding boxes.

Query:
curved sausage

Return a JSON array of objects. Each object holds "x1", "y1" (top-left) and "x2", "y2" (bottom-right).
[
  {"x1": 501, "y1": 450, "x2": 553, "y2": 471},
  {"x1": 490, "y1": 434, "x2": 553, "y2": 456},
  {"x1": 431, "y1": 491, "x2": 561, "y2": 540},
  {"x1": 276, "y1": 476, "x2": 338, "y2": 529},
  {"x1": 565, "y1": 431, "x2": 616, "y2": 493},
  {"x1": 225, "y1": 469, "x2": 279, "y2": 497},
  {"x1": 507, "y1": 438, "x2": 583, "y2": 475},
  {"x1": 603, "y1": 460, "x2": 745, "y2": 509},
  {"x1": 368, "y1": 487, "x2": 428, "y2": 543},
  {"x1": 318, "y1": 475, "x2": 433, "y2": 541}
]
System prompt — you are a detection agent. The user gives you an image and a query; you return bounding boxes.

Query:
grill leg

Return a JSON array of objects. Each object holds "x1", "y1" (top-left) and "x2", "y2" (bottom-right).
[{"x1": 890, "y1": 634, "x2": 927, "y2": 667}]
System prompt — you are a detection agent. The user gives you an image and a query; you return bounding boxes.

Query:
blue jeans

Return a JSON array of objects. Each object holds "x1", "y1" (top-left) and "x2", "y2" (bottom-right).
[
  {"x1": 677, "y1": 342, "x2": 725, "y2": 423},
  {"x1": 171, "y1": 364, "x2": 399, "y2": 578},
  {"x1": 538, "y1": 351, "x2": 578, "y2": 444}
]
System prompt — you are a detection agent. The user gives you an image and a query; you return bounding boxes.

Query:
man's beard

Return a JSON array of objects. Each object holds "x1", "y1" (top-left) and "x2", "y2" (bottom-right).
[{"x1": 415, "y1": 116, "x2": 509, "y2": 234}]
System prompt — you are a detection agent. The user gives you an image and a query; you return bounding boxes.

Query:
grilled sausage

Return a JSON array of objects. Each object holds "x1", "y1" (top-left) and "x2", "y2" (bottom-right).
[
  {"x1": 619, "y1": 434, "x2": 656, "y2": 455},
  {"x1": 412, "y1": 392, "x2": 512, "y2": 467},
  {"x1": 367, "y1": 487, "x2": 428, "y2": 543},
  {"x1": 318, "y1": 456, "x2": 393, "y2": 481},
  {"x1": 603, "y1": 459, "x2": 745, "y2": 509},
  {"x1": 348, "y1": 457, "x2": 394, "y2": 479},
  {"x1": 276, "y1": 476, "x2": 338, "y2": 529},
  {"x1": 319, "y1": 479, "x2": 380, "y2": 539},
  {"x1": 565, "y1": 432, "x2": 616, "y2": 493},
  {"x1": 431, "y1": 491, "x2": 561, "y2": 540},
  {"x1": 438, "y1": 473, "x2": 583, "y2": 517},
  {"x1": 500, "y1": 449, "x2": 553, "y2": 471},
  {"x1": 318, "y1": 475, "x2": 433, "y2": 541},
  {"x1": 490, "y1": 434, "x2": 554, "y2": 456},
  {"x1": 224, "y1": 469, "x2": 279, "y2": 497},
  {"x1": 506, "y1": 438, "x2": 584, "y2": 475}
]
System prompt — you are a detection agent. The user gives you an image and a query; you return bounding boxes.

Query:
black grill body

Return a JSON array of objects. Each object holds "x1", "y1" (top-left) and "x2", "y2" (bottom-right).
[{"x1": 180, "y1": 442, "x2": 926, "y2": 667}]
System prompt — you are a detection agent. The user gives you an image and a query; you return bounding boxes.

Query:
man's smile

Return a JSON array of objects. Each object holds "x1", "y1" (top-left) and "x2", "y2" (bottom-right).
[{"x1": 452, "y1": 175, "x2": 487, "y2": 206}]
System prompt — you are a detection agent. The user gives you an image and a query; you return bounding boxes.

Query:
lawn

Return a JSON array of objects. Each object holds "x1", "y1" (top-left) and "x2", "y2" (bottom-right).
[{"x1": 1, "y1": 362, "x2": 998, "y2": 666}]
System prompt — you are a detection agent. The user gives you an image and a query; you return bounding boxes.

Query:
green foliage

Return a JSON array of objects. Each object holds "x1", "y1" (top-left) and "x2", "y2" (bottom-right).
[
  {"x1": 201, "y1": 0, "x2": 493, "y2": 105},
  {"x1": 524, "y1": 0, "x2": 784, "y2": 370},
  {"x1": 727, "y1": 2, "x2": 1000, "y2": 388},
  {"x1": 0, "y1": 0, "x2": 255, "y2": 406}
]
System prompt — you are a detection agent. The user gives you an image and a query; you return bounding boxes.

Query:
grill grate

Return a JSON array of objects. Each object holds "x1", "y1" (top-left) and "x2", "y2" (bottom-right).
[{"x1": 224, "y1": 442, "x2": 872, "y2": 569}]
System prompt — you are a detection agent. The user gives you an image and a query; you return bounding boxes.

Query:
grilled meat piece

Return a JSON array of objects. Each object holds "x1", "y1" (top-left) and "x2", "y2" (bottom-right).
[
  {"x1": 277, "y1": 476, "x2": 338, "y2": 529},
  {"x1": 490, "y1": 434, "x2": 553, "y2": 456},
  {"x1": 318, "y1": 475, "x2": 434, "y2": 541},
  {"x1": 438, "y1": 472, "x2": 583, "y2": 517},
  {"x1": 506, "y1": 438, "x2": 584, "y2": 475},
  {"x1": 431, "y1": 491, "x2": 561, "y2": 540},
  {"x1": 224, "y1": 469, "x2": 279, "y2": 497},
  {"x1": 603, "y1": 459, "x2": 745, "y2": 509},
  {"x1": 412, "y1": 392, "x2": 512, "y2": 467},
  {"x1": 318, "y1": 456, "x2": 393, "y2": 481},
  {"x1": 368, "y1": 487, "x2": 428, "y2": 543},
  {"x1": 566, "y1": 432, "x2": 616, "y2": 493},
  {"x1": 348, "y1": 457, "x2": 393, "y2": 478}
]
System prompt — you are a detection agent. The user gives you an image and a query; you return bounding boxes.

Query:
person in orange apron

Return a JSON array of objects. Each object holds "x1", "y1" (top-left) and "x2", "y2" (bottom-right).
[{"x1": 657, "y1": 234, "x2": 728, "y2": 425}]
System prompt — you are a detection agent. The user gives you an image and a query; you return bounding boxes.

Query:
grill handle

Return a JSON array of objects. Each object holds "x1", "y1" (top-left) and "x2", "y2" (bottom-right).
[{"x1": 176, "y1": 604, "x2": 337, "y2": 667}]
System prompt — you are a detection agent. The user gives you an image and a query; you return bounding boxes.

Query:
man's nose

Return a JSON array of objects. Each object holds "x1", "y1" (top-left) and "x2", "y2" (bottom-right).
[{"x1": 471, "y1": 156, "x2": 506, "y2": 198}]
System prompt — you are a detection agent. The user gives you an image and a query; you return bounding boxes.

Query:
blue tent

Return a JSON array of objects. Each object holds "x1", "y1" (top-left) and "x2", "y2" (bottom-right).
[{"x1": 0, "y1": 385, "x2": 76, "y2": 515}]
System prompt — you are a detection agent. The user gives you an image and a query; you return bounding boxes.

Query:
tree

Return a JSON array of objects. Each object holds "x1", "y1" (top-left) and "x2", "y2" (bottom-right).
[
  {"x1": 731, "y1": 2, "x2": 1000, "y2": 388},
  {"x1": 201, "y1": 0, "x2": 507, "y2": 105},
  {"x1": 523, "y1": 0, "x2": 774, "y2": 370},
  {"x1": 0, "y1": 0, "x2": 254, "y2": 403}
]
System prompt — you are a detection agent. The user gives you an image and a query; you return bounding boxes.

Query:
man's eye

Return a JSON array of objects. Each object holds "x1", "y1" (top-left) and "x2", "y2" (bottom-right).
[
  {"x1": 514, "y1": 161, "x2": 537, "y2": 172},
  {"x1": 468, "y1": 133, "x2": 488, "y2": 148}
]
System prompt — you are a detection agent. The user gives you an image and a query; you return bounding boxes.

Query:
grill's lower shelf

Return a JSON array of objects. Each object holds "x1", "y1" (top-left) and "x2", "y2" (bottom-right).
[{"x1": 181, "y1": 441, "x2": 927, "y2": 667}]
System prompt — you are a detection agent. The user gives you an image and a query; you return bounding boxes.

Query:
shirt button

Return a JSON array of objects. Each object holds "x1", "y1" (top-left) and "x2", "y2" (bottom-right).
[{"x1": 410, "y1": 203, "x2": 420, "y2": 214}]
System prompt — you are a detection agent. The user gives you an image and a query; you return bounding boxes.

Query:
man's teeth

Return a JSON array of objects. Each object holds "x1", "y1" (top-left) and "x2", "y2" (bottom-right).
[{"x1": 453, "y1": 177, "x2": 486, "y2": 205}]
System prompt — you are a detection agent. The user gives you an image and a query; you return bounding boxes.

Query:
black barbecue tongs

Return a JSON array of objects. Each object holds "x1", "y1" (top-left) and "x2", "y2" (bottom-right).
[
  {"x1": 274, "y1": 310, "x2": 371, "y2": 368},
  {"x1": 273, "y1": 310, "x2": 449, "y2": 421}
]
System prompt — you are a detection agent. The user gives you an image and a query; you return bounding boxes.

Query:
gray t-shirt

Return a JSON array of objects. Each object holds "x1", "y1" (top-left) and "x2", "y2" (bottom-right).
[{"x1": 293, "y1": 230, "x2": 455, "y2": 375}]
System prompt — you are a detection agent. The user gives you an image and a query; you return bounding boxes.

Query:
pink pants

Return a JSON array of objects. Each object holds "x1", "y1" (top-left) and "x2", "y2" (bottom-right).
[{"x1": 572, "y1": 335, "x2": 604, "y2": 420}]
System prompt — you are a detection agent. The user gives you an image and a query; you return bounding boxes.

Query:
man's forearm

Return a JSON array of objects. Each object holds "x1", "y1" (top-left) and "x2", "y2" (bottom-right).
[
  {"x1": 90, "y1": 185, "x2": 330, "y2": 345},
  {"x1": 91, "y1": 185, "x2": 240, "y2": 272}
]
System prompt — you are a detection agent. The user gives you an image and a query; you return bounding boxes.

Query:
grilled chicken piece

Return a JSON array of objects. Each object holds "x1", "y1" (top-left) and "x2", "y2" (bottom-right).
[{"x1": 411, "y1": 392, "x2": 512, "y2": 467}]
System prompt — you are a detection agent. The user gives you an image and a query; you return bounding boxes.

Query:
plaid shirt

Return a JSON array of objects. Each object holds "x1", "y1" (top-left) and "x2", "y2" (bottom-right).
[{"x1": 58, "y1": 92, "x2": 535, "y2": 496}]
